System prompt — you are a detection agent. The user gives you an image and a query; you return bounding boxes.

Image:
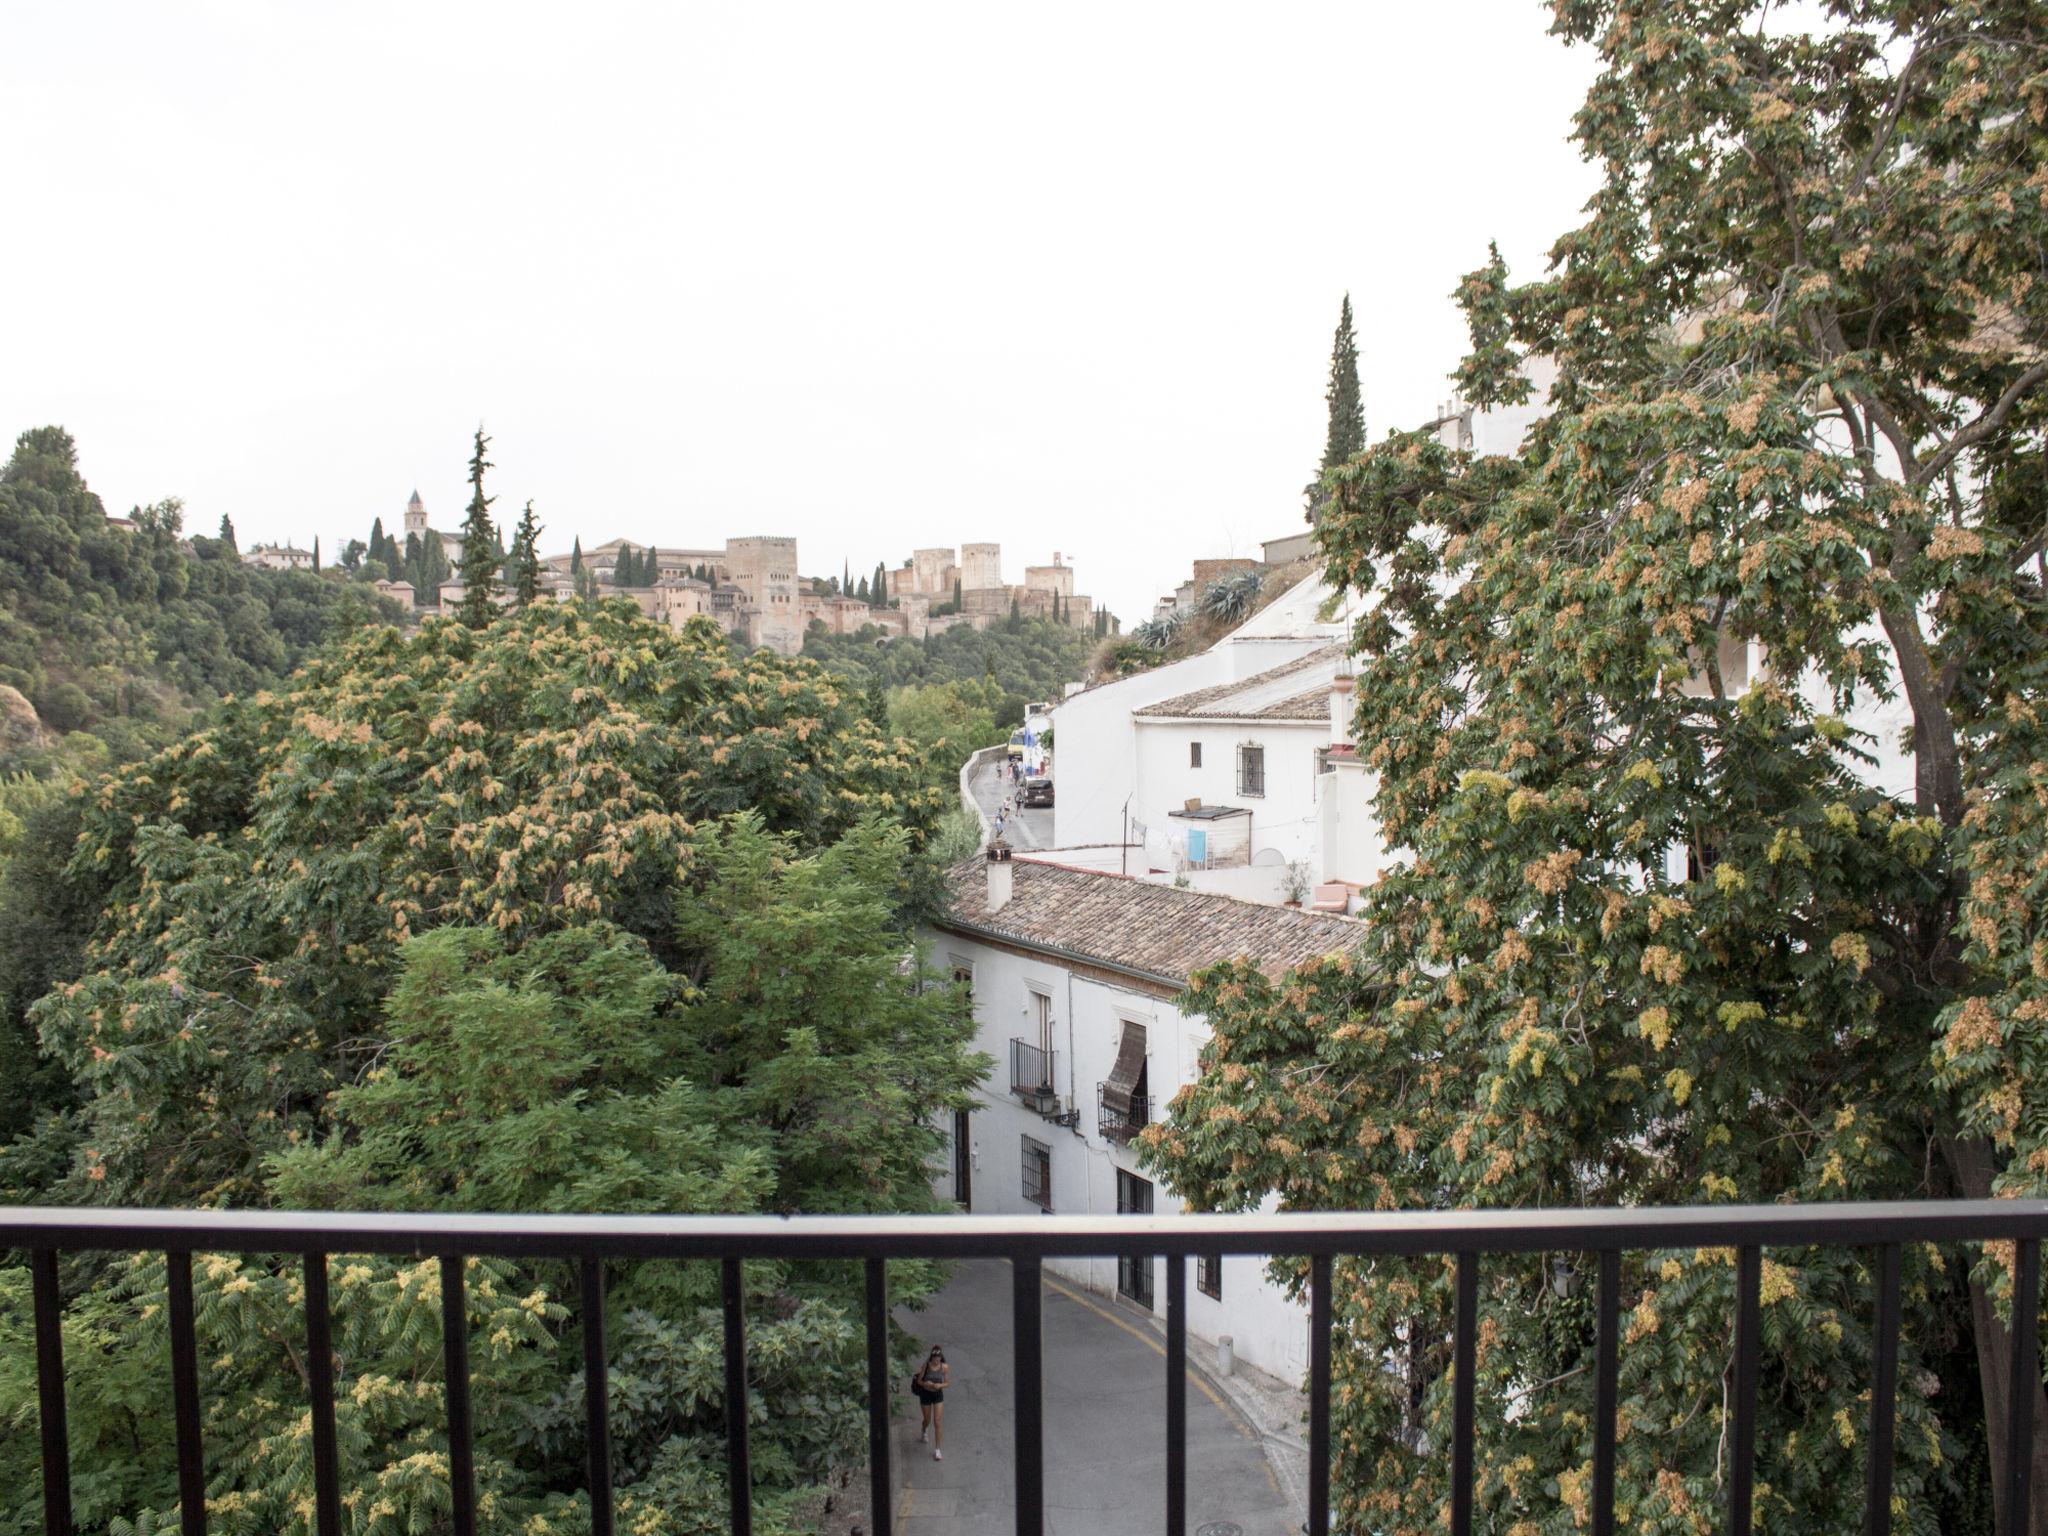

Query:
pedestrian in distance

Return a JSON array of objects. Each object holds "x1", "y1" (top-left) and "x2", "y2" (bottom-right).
[{"x1": 913, "y1": 1345, "x2": 951, "y2": 1459}]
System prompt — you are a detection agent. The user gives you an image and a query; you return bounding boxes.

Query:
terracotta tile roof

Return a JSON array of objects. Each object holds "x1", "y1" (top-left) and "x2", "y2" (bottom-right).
[
  {"x1": 936, "y1": 855, "x2": 1358, "y2": 984},
  {"x1": 1132, "y1": 644, "x2": 1345, "y2": 722}
]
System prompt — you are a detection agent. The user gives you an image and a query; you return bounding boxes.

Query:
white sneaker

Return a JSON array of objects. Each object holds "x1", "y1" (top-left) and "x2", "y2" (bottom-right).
[
  {"x1": 934, "y1": 1448, "x2": 943, "y2": 1461},
  {"x1": 918, "y1": 1429, "x2": 928, "y2": 1444}
]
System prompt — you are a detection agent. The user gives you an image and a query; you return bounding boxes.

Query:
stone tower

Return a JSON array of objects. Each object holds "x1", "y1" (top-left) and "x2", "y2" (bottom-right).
[
  {"x1": 960, "y1": 542, "x2": 1002, "y2": 592},
  {"x1": 404, "y1": 489, "x2": 427, "y2": 537}
]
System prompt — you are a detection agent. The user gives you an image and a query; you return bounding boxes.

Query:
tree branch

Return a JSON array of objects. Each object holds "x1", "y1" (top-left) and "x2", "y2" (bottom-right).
[{"x1": 1915, "y1": 361, "x2": 2048, "y2": 488}]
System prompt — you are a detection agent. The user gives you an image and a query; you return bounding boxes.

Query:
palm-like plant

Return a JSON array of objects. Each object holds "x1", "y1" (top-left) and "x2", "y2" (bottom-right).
[
  {"x1": 1199, "y1": 568, "x2": 1265, "y2": 625},
  {"x1": 1133, "y1": 612, "x2": 1184, "y2": 651}
]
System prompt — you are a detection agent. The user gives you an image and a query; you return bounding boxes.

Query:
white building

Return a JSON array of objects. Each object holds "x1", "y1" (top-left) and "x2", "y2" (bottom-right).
[
  {"x1": 241, "y1": 542, "x2": 313, "y2": 572},
  {"x1": 1050, "y1": 574, "x2": 1378, "y2": 906},
  {"x1": 925, "y1": 844, "x2": 1358, "y2": 1382}
]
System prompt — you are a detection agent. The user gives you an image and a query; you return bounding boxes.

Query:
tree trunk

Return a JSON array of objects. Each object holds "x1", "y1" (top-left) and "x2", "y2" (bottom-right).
[{"x1": 1944, "y1": 1135, "x2": 2048, "y2": 1536}]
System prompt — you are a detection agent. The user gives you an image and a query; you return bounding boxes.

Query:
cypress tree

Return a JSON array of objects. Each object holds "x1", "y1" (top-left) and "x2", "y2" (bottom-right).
[
  {"x1": 369, "y1": 516, "x2": 385, "y2": 563},
  {"x1": 872, "y1": 562, "x2": 887, "y2": 606},
  {"x1": 1009, "y1": 594, "x2": 1021, "y2": 630},
  {"x1": 312, "y1": 536, "x2": 320, "y2": 572},
  {"x1": 863, "y1": 675, "x2": 888, "y2": 731},
  {"x1": 1306, "y1": 293, "x2": 1365, "y2": 521},
  {"x1": 952, "y1": 577, "x2": 961, "y2": 609},
  {"x1": 571, "y1": 537, "x2": 583, "y2": 575},
  {"x1": 843, "y1": 559, "x2": 851, "y2": 596},
  {"x1": 510, "y1": 499, "x2": 543, "y2": 606},
  {"x1": 855, "y1": 575, "x2": 870, "y2": 603},
  {"x1": 455, "y1": 426, "x2": 501, "y2": 627},
  {"x1": 219, "y1": 514, "x2": 237, "y2": 552},
  {"x1": 647, "y1": 546, "x2": 660, "y2": 584}
]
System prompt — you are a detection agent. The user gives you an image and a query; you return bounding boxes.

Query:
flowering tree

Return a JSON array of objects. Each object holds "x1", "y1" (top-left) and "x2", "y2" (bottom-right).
[{"x1": 1146, "y1": 2, "x2": 2048, "y2": 1531}]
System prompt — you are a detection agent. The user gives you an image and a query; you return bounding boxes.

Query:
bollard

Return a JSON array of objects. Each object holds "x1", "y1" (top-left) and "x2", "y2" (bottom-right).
[{"x1": 1217, "y1": 1335, "x2": 1235, "y2": 1378}]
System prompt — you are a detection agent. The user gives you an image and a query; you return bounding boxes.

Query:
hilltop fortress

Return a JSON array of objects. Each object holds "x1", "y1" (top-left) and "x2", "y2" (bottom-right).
[{"x1": 356, "y1": 493, "x2": 1104, "y2": 656}]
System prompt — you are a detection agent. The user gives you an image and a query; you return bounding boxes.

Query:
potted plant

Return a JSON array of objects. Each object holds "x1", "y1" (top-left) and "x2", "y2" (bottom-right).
[{"x1": 1281, "y1": 858, "x2": 1311, "y2": 908}]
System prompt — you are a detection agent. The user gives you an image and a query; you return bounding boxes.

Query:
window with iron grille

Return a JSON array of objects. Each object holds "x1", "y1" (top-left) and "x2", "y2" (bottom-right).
[
  {"x1": 1197, "y1": 1253, "x2": 1222, "y2": 1300},
  {"x1": 1021, "y1": 1137, "x2": 1052, "y2": 1210},
  {"x1": 1236, "y1": 743, "x2": 1265, "y2": 798}
]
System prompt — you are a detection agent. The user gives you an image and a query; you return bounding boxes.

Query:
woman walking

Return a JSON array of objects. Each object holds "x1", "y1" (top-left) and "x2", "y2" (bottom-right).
[{"x1": 912, "y1": 1346, "x2": 951, "y2": 1460}]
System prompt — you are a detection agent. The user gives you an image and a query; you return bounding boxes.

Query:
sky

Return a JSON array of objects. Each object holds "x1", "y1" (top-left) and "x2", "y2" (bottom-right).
[{"x1": 4, "y1": 2, "x2": 1602, "y2": 624}]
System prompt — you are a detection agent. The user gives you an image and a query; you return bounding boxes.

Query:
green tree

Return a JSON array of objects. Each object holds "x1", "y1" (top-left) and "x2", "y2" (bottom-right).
[
  {"x1": 310, "y1": 535, "x2": 319, "y2": 572},
  {"x1": 571, "y1": 536, "x2": 583, "y2": 575},
  {"x1": 455, "y1": 426, "x2": 500, "y2": 626},
  {"x1": 508, "y1": 498, "x2": 544, "y2": 606},
  {"x1": 855, "y1": 574, "x2": 869, "y2": 603},
  {"x1": 1147, "y1": 4, "x2": 2048, "y2": 1532},
  {"x1": 217, "y1": 514, "x2": 236, "y2": 552},
  {"x1": 872, "y1": 562, "x2": 887, "y2": 606},
  {"x1": 1303, "y1": 293, "x2": 1365, "y2": 523}
]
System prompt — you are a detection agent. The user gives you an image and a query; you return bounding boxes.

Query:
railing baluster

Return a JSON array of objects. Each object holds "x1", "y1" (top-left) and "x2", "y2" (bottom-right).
[
  {"x1": 1864, "y1": 1243, "x2": 1902, "y2": 1536},
  {"x1": 1308, "y1": 1253, "x2": 1331, "y2": 1536},
  {"x1": 165, "y1": 1250, "x2": 206, "y2": 1536},
  {"x1": 1729, "y1": 1245, "x2": 1761, "y2": 1536},
  {"x1": 582, "y1": 1257, "x2": 613, "y2": 1536},
  {"x1": 303, "y1": 1253, "x2": 341, "y2": 1536},
  {"x1": 865, "y1": 1259, "x2": 893, "y2": 1536},
  {"x1": 1451, "y1": 1252, "x2": 1477, "y2": 1536},
  {"x1": 1593, "y1": 1249, "x2": 1619, "y2": 1536},
  {"x1": 1013, "y1": 1256, "x2": 1044, "y2": 1536},
  {"x1": 723, "y1": 1257, "x2": 753, "y2": 1536},
  {"x1": 1166, "y1": 1252, "x2": 1186, "y2": 1536},
  {"x1": 439, "y1": 1254, "x2": 477, "y2": 1536},
  {"x1": 31, "y1": 1248, "x2": 72, "y2": 1536},
  {"x1": 2004, "y1": 1238, "x2": 2041, "y2": 1536}
]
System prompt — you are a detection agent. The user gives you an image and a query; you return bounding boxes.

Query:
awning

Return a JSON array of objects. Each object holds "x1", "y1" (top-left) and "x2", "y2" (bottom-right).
[{"x1": 1101, "y1": 1021, "x2": 1148, "y2": 1117}]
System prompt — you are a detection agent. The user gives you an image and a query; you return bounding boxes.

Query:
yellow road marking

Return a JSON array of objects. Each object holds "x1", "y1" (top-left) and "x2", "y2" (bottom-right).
[{"x1": 1041, "y1": 1274, "x2": 1253, "y2": 1440}]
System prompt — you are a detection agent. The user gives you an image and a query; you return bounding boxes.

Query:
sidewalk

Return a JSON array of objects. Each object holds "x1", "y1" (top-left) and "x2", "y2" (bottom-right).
[{"x1": 891, "y1": 1259, "x2": 1297, "y2": 1536}]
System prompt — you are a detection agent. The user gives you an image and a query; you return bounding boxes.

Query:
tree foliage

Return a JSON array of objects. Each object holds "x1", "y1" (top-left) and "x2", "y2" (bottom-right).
[
  {"x1": 0, "y1": 428, "x2": 402, "y2": 765},
  {"x1": 1147, "y1": 3, "x2": 2048, "y2": 1532},
  {"x1": 456, "y1": 427, "x2": 501, "y2": 626},
  {"x1": 0, "y1": 600, "x2": 980, "y2": 1532}
]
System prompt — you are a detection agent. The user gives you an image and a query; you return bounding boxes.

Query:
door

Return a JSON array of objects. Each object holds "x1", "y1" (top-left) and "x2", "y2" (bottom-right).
[
  {"x1": 1116, "y1": 1169, "x2": 1154, "y2": 1308},
  {"x1": 952, "y1": 1109, "x2": 972, "y2": 1209}
]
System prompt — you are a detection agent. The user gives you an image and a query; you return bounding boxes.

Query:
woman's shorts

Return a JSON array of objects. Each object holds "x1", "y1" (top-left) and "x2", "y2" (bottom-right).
[{"x1": 914, "y1": 1385, "x2": 943, "y2": 1405}]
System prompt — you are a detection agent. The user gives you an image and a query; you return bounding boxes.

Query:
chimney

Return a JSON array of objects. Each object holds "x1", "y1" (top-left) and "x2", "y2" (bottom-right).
[
  {"x1": 1329, "y1": 670, "x2": 1356, "y2": 745},
  {"x1": 986, "y1": 838, "x2": 1014, "y2": 914}
]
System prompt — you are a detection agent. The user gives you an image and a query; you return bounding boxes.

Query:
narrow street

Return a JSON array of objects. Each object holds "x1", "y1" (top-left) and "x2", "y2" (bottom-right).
[
  {"x1": 968, "y1": 754, "x2": 1054, "y2": 851},
  {"x1": 891, "y1": 1260, "x2": 1296, "y2": 1536}
]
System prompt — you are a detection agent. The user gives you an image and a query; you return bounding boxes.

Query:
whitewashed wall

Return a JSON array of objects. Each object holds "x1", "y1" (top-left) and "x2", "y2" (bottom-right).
[
  {"x1": 1131, "y1": 717, "x2": 1328, "y2": 873},
  {"x1": 925, "y1": 923, "x2": 1309, "y2": 1382}
]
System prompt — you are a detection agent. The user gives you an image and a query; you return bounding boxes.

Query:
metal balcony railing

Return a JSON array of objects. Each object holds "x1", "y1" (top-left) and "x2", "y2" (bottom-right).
[
  {"x1": 1097, "y1": 1081, "x2": 1152, "y2": 1144},
  {"x1": 5, "y1": 1201, "x2": 2048, "y2": 1536},
  {"x1": 1009, "y1": 1037, "x2": 1058, "y2": 1111}
]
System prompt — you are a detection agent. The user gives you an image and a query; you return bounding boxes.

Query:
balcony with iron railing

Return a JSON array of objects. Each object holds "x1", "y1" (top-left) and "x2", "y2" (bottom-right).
[
  {"x1": 1097, "y1": 1081, "x2": 1152, "y2": 1145},
  {"x1": 4, "y1": 1200, "x2": 2047, "y2": 1536},
  {"x1": 1009, "y1": 1037, "x2": 1059, "y2": 1115}
]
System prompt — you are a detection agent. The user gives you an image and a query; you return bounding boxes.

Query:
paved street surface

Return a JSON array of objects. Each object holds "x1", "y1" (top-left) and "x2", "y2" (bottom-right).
[
  {"x1": 969, "y1": 756, "x2": 1053, "y2": 851},
  {"x1": 892, "y1": 1260, "x2": 1295, "y2": 1536}
]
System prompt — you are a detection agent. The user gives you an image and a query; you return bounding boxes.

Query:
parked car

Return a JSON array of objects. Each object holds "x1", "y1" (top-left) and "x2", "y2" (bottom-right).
[{"x1": 1021, "y1": 776, "x2": 1054, "y2": 807}]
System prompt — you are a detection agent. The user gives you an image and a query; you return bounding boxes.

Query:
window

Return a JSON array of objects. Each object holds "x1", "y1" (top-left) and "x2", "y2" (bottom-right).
[
  {"x1": 1022, "y1": 1136, "x2": 1052, "y2": 1210},
  {"x1": 1189, "y1": 741, "x2": 1202, "y2": 768},
  {"x1": 951, "y1": 959, "x2": 974, "y2": 997},
  {"x1": 1236, "y1": 743, "x2": 1266, "y2": 798},
  {"x1": 1197, "y1": 1253, "x2": 1222, "y2": 1300}
]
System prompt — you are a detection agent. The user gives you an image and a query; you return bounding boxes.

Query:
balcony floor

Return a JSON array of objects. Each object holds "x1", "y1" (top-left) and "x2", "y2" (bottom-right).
[{"x1": 894, "y1": 1259, "x2": 1295, "y2": 1535}]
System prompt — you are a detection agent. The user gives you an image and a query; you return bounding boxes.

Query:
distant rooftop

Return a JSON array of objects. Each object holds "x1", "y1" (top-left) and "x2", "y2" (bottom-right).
[{"x1": 1133, "y1": 643, "x2": 1346, "y2": 722}]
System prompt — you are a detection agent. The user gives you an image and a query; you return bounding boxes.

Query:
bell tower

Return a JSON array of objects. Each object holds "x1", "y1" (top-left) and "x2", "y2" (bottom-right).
[{"x1": 404, "y1": 489, "x2": 427, "y2": 537}]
